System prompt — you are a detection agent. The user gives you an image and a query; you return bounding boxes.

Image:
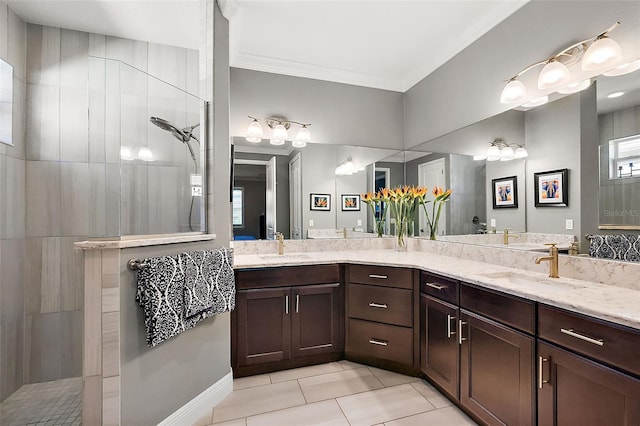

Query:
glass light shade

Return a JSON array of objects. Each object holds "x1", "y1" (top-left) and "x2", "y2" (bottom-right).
[
  {"x1": 557, "y1": 79, "x2": 591, "y2": 94},
  {"x1": 603, "y1": 58, "x2": 640, "y2": 76},
  {"x1": 538, "y1": 60, "x2": 571, "y2": 90},
  {"x1": 272, "y1": 124, "x2": 288, "y2": 140},
  {"x1": 120, "y1": 146, "x2": 134, "y2": 161},
  {"x1": 500, "y1": 79, "x2": 527, "y2": 104},
  {"x1": 514, "y1": 146, "x2": 528, "y2": 159},
  {"x1": 499, "y1": 145, "x2": 514, "y2": 161},
  {"x1": 486, "y1": 145, "x2": 500, "y2": 161},
  {"x1": 291, "y1": 140, "x2": 307, "y2": 148},
  {"x1": 137, "y1": 147, "x2": 154, "y2": 161},
  {"x1": 607, "y1": 91, "x2": 625, "y2": 98},
  {"x1": 295, "y1": 126, "x2": 311, "y2": 144},
  {"x1": 522, "y1": 95, "x2": 549, "y2": 108},
  {"x1": 269, "y1": 138, "x2": 285, "y2": 146},
  {"x1": 246, "y1": 119, "x2": 263, "y2": 143},
  {"x1": 582, "y1": 36, "x2": 623, "y2": 71}
]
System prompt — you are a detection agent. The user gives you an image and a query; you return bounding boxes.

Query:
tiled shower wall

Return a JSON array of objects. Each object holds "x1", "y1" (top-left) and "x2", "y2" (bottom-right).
[
  {"x1": 0, "y1": 2, "x2": 27, "y2": 401},
  {"x1": 0, "y1": 19, "x2": 199, "y2": 391}
]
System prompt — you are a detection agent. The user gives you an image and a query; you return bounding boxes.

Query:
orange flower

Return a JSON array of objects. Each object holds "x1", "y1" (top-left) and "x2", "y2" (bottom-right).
[{"x1": 432, "y1": 187, "x2": 444, "y2": 197}]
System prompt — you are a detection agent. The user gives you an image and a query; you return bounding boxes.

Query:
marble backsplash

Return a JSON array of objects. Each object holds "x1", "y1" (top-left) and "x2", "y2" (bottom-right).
[
  {"x1": 438, "y1": 232, "x2": 576, "y2": 246},
  {"x1": 232, "y1": 236, "x2": 395, "y2": 255}
]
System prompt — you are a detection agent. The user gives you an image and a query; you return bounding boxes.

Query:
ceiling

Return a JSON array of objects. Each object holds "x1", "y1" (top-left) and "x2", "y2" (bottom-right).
[{"x1": 7, "y1": 0, "x2": 528, "y2": 93}]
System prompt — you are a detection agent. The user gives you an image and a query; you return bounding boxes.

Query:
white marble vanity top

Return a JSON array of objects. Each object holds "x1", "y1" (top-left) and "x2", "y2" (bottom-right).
[{"x1": 234, "y1": 249, "x2": 640, "y2": 331}]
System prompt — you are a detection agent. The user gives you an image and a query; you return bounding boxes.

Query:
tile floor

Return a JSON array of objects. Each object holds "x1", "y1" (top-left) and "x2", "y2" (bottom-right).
[
  {"x1": 195, "y1": 361, "x2": 478, "y2": 426},
  {"x1": 0, "y1": 377, "x2": 82, "y2": 426}
]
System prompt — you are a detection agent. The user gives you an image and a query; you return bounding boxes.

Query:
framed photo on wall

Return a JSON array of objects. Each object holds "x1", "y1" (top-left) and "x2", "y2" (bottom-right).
[
  {"x1": 341, "y1": 194, "x2": 361, "y2": 211},
  {"x1": 534, "y1": 168, "x2": 568, "y2": 207},
  {"x1": 310, "y1": 193, "x2": 331, "y2": 211},
  {"x1": 492, "y1": 176, "x2": 518, "y2": 209}
]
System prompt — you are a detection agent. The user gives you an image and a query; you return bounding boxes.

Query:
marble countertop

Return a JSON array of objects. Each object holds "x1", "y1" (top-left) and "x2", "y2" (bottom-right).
[
  {"x1": 75, "y1": 233, "x2": 216, "y2": 249},
  {"x1": 234, "y1": 249, "x2": 640, "y2": 331}
]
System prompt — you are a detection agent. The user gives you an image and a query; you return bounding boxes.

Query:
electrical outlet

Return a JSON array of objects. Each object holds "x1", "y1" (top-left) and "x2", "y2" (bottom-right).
[
  {"x1": 490, "y1": 218, "x2": 496, "y2": 227},
  {"x1": 309, "y1": 219, "x2": 314, "y2": 227},
  {"x1": 565, "y1": 219, "x2": 574, "y2": 230},
  {"x1": 357, "y1": 219, "x2": 362, "y2": 226}
]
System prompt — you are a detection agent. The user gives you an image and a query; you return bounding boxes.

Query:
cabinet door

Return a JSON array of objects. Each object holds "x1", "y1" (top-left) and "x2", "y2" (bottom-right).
[
  {"x1": 292, "y1": 283, "x2": 343, "y2": 358},
  {"x1": 420, "y1": 295, "x2": 459, "y2": 399},
  {"x1": 460, "y1": 310, "x2": 534, "y2": 426},
  {"x1": 538, "y1": 341, "x2": 640, "y2": 426},
  {"x1": 236, "y1": 288, "x2": 291, "y2": 367}
]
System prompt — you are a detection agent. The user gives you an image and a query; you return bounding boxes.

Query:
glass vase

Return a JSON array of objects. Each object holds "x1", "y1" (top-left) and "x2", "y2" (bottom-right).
[{"x1": 395, "y1": 218, "x2": 408, "y2": 251}]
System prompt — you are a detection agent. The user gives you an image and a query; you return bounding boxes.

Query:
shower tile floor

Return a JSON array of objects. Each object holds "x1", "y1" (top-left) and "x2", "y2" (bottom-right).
[{"x1": 0, "y1": 377, "x2": 82, "y2": 426}]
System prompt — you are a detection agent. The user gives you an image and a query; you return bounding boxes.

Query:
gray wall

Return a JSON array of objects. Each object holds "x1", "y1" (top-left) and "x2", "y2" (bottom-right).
[
  {"x1": 301, "y1": 143, "x2": 337, "y2": 236},
  {"x1": 0, "y1": 1, "x2": 27, "y2": 401},
  {"x1": 230, "y1": 67, "x2": 404, "y2": 149},
  {"x1": 486, "y1": 159, "x2": 526, "y2": 232},
  {"x1": 335, "y1": 171, "x2": 367, "y2": 230}
]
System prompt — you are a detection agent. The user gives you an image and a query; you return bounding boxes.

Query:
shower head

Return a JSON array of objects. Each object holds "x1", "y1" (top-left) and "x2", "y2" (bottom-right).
[{"x1": 150, "y1": 116, "x2": 189, "y2": 142}]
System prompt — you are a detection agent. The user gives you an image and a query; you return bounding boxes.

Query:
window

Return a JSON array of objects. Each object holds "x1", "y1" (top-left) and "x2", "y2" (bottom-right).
[
  {"x1": 232, "y1": 187, "x2": 244, "y2": 227},
  {"x1": 609, "y1": 134, "x2": 640, "y2": 179}
]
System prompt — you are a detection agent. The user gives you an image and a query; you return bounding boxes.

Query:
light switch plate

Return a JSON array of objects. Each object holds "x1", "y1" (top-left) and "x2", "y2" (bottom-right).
[
  {"x1": 490, "y1": 218, "x2": 496, "y2": 227},
  {"x1": 357, "y1": 219, "x2": 362, "y2": 226},
  {"x1": 565, "y1": 219, "x2": 574, "y2": 230},
  {"x1": 309, "y1": 219, "x2": 314, "y2": 227}
]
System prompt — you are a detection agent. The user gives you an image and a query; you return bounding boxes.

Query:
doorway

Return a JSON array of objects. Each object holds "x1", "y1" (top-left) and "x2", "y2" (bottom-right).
[{"x1": 418, "y1": 158, "x2": 446, "y2": 237}]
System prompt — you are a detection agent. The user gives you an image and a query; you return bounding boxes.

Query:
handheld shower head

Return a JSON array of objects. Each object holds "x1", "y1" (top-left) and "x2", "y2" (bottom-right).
[{"x1": 150, "y1": 116, "x2": 189, "y2": 142}]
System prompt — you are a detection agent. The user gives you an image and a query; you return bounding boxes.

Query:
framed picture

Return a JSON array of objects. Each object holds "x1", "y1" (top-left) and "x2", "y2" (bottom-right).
[
  {"x1": 310, "y1": 193, "x2": 331, "y2": 211},
  {"x1": 341, "y1": 194, "x2": 361, "y2": 211},
  {"x1": 492, "y1": 176, "x2": 518, "y2": 209},
  {"x1": 534, "y1": 168, "x2": 568, "y2": 207}
]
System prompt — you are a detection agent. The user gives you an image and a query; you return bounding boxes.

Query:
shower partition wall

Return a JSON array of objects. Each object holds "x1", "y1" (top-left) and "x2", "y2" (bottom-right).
[{"x1": 88, "y1": 56, "x2": 205, "y2": 237}]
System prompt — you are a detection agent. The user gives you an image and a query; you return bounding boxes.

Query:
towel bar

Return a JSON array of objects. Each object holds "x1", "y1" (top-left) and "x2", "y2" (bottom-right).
[{"x1": 127, "y1": 258, "x2": 149, "y2": 271}]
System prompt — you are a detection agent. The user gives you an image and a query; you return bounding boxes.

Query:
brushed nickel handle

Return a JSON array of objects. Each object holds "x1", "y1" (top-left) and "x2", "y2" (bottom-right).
[
  {"x1": 560, "y1": 328, "x2": 604, "y2": 346},
  {"x1": 458, "y1": 320, "x2": 467, "y2": 345},
  {"x1": 368, "y1": 274, "x2": 388, "y2": 279},
  {"x1": 295, "y1": 294, "x2": 299, "y2": 313},
  {"x1": 538, "y1": 356, "x2": 549, "y2": 389},
  {"x1": 368, "y1": 302, "x2": 388, "y2": 309},
  {"x1": 425, "y1": 282, "x2": 446, "y2": 290},
  {"x1": 285, "y1": 295, "x2": 289, "y2": 315},
  {"x1": 447, "y1": 314, "x2": 456, "y2": 338},
  {"x1": 368, "y1": 338, "x2": 388, "y2": 346}
]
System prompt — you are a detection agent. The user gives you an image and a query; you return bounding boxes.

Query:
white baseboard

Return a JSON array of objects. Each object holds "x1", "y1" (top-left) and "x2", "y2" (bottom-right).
[{"x1": 158, "y1": 370, "x2": 233, "y2": 426}]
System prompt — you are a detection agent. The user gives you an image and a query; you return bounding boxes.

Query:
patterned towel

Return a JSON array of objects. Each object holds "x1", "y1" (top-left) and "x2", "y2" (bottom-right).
[
  {"x1": 135, "y1": 248, "x2": 235, "y2": 347},
  {"x1": 589, "y1": 235, "x2": 640, "y2": 262}
]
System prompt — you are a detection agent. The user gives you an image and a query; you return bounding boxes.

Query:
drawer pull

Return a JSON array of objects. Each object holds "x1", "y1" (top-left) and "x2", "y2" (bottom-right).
[
  {"x1": 560, "y1": 328, "x2": 604, "y2": 346},
  {"x1": 295, "y1": 294, "x2": 300, "y2": 313},
  {"x1": 368, "y1": 338, "x2": 388, "y2": 346},
  {"x1": 368, "y1": 274, "x2": 388, "y2": 279},
  {"x1": 458, "y1": 320, "x2": 467, "y2": 345},
  {"x1": 538, "y1": 356, "x2": 549, "y2": 389},
  {"x1": 447, "y1": 314, "x2": 456, "y2": 338},
  {"x1": 425, "y1": 282, "x2": 446, "y2": 290},
  {"x1": 368, "y1": 302, "x2": 388, "y2": 309},
  {"x1": 285, "y1": 295, "x2": 289, "y2": 315}
]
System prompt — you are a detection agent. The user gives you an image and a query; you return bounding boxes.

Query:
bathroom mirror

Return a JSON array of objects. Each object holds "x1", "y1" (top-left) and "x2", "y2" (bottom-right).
[{"x1": 0, "y1": 57, "x2": 13, "y2": 146}]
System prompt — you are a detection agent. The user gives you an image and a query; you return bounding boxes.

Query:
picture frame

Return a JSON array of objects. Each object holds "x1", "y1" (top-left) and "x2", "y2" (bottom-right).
[
  {"x1": 310, "y1": 193, "x2": 331, "y2": 211},
  {"x1": 534, "y1": 168, "x2": 568, "y2": 207},
  {"x1": 491, "y1": 176, "x2": 518, "y2": 209},
  {"x1": 341, "y1": 194, "x2": 361, "y2": 211}
]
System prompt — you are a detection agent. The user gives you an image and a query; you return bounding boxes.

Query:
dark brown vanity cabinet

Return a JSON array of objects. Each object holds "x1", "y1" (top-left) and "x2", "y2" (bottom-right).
[
  {"x1": 537, "y1": 305, "x2": 640, "y2": 425},
  {"x1": 233, "y1": 265, "x2": 343, "y2": 377},
  {"x1": 346, "y1": 265, "x2": 418, "y2": 372}
]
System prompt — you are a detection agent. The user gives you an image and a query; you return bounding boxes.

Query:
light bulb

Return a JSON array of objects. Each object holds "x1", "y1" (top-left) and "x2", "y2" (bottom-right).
[
  {"x1": 486, "y1": 145, "x2": 500, "y2": 161},
  {"x1": 607, "y1": 91, "x2": 625, "y2": 98},
  {"x1": 120, "y1": 146, "x2": 134, "y2": 161},
  {"x1": 246, "y1": 119, "x2": 263, "y2": 143},
  {"x1": 270, "y1": 139, "x2": 285, "y2": 146},
  {"x1": 603, "y1": 58, "x2": 640, "y2": 77},
  {"x1": 272, "y1": 123, "x2": 288, "y2": 140},
  {"x1": 538, "y1": 60, "x2": 571, "y2": 90},
  {"x1": 500, "y1": 146, "x2": 514, "y2": 161},
  {"x1": 138, "y1": 147, "x2": 154, "y2": 162},
  {"x1": 557, "y1": 79, "x2": 591, "y2": 94},
  {"x1": 292, "y1": 140, "x2": 307, "y2": 148},
  {"x1": 582, "y1": 36, "x2": 623, "y2": 71},
  {"x1": 521, "y1": 95, "x2": 549, "y2": 108},
  {"x1": 500, "y1": 79, "x2": 527, "y2": 104},
  {"x1": 514, "y1": 146, "x2": 528, "y2": 159},
  {"x1": 295, "y1": 126, "x2": 311, "y2": 144}
]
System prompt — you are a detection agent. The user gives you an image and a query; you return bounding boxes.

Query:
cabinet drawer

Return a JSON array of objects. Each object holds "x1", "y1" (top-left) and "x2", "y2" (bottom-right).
[
  {"x1": 236, "y1": 264, "x2": 340, "y2": 289},
  {"x1": 349, "y1": 283, "x2": 412, "y2": 327},
  {"x1": 348, "y1": 264, "x2": 412, "y2": 289},
  {"x1": 460, "y1": 284, "x2": 535, "y2": 334},
  {"x1": 538, "y1": 305, "x2": 640, "y2": 376},
  {"x1": 420, "y1": 272, "x2": 458, "y2": 304},
  {"x1": 348, "y1": 319, "x2": 413, "y2": 365}
]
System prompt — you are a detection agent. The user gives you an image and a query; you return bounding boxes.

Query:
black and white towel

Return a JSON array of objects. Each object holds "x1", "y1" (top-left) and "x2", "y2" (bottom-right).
[
  {"x1": 589, "y1": 235, "x2": 640, "y2": 262},
  {"x1": 135, "y1": 248, "x2": 235, "y2": 347}
]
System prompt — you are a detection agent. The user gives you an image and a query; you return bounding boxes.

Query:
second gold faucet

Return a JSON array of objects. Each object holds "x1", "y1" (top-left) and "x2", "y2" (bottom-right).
[
  {"x1": 535, "y1": 243, "x2": 559, "y2": 278},
  {"x1": 503, "y1": 229, "x2": 518, "y2": 245}
]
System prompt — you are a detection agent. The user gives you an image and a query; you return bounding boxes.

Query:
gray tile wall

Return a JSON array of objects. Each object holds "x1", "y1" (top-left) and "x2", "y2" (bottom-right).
[{"x1": 0, "y1": 1, "x2": 26, "y2": 401}]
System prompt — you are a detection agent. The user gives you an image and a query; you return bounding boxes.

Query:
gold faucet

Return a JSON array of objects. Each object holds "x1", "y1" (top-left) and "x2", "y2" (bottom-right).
[
  {"x1": 503, "y1": 229, "x2": 519, "y2": 245},
  {"x1": 275, "y1": 232, "x2": 285, "y2": 255},
  {"x1": 336, "y1": 227, "x2": 347, "y2": 239},
  {"x1": 535, "y1": 243, "x2": 559, "y2": 278}
]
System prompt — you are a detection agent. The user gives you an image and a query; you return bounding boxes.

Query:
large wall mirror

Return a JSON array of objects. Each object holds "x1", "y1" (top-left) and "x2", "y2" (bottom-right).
[{"x1": 0, "y1": 58, "x2": 13, "y2": 146}]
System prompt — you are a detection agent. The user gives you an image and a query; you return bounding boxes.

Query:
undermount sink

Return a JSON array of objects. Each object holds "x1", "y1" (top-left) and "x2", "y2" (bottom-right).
[
  {"x1": 478, "y1": 271, "x2": 587, "y2": 290},
  {"x1": 259, "y1": 253, "x2": 313, "y2": 261}
]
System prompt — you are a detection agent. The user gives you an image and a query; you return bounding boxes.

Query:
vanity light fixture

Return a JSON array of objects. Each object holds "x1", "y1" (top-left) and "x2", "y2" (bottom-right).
[
  {"x1": 245, "y1": 116, "x2": 312, "y2": 147},
  {"x1": 335, "y1": 157, "x2": 356, "y2": 175},
  {"x1": 557, "y1": 79, "x2": 592, "y2": 94},
  {"x1": 137, "y1": 146, "x2": 154, "y2": 162},
  {"x1": 603, "y1": 58, "x2": 640, "y2": 77},
  {"x1": 521, "y1": 95, "x2": 549, "y2": 108},
  {"x1": 486, "y1": 139, "x2": 528, "y2": 162},
  {"x1": 500, "y1": 22, "x2": 625, "y2": 105}
]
